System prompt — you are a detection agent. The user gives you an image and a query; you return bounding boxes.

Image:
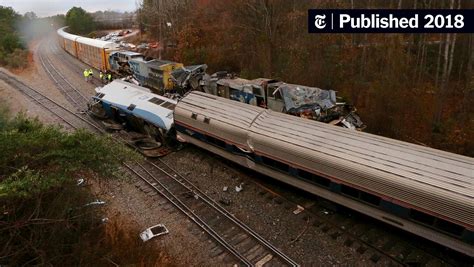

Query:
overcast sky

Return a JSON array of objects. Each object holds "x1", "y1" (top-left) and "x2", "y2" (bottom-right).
[{"x1": 0, "y1": 0, "x2": 138, "y2": 17}]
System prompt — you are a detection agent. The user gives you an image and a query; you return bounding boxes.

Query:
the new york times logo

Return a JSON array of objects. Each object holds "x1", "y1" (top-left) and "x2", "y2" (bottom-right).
[
  {"x1": 308, "y1": 9, "x2": 473, "y2": 33},
  {"x1": 314, "y1": 14, "x2": 326, "y2": 29}
]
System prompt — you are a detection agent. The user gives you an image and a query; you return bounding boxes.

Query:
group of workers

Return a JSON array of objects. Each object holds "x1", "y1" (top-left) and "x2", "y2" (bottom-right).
[{"x1": 83, "y1": 68, "x2": 113, "y2": 84}]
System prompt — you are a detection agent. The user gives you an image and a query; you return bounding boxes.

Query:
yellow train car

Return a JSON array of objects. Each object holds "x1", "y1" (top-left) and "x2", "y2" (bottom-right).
[
  {"x1": 75, "y1": 37, "x2": 119, "y2": 71},
  {"x1": 128, "y1": 59, "x2": 183, "y2": 93},
  {"x1": 57, "y1": 27, "x2": 119, "y2": 72},
  {"x1": 57, "y1": 27, "x2": 78, "y2": 57},
  {"x1": 158, "y1": 60, "x2": 184, "y2": 90}
]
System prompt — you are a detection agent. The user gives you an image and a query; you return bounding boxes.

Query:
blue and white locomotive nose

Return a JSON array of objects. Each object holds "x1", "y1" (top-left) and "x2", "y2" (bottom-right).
[{"x1": 93, "y1": 80, "x2": 176, "y2": 132}]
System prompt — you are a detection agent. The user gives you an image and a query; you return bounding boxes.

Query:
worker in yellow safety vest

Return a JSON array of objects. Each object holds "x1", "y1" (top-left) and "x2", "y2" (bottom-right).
[
  {"x1": 99, "y1": 71, "x2": 104, "y2": 83},
  {"x1": 88, "y1": 69, "x2": 93, "y2": 82},
  {"x1": 83, "y1": 69, "x2": 89, "y2": 82}
]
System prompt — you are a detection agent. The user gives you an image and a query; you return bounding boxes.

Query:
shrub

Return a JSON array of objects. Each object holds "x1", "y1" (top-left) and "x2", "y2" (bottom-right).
[
  {"x1": 0, "y1": 111, "x2": 141, "y2": 265},
  {"x1": 2, "y1": 48, "x2": 28, "y2": 68}
]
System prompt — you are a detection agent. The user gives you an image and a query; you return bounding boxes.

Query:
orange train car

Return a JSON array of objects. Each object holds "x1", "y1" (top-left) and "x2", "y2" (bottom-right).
[{"x1": 57, "y1": 27, "x2": 119, "y2": 72}]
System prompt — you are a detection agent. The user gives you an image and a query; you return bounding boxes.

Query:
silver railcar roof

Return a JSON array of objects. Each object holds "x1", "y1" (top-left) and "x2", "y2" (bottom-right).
[
  {"x1": 58, "y1": 26, "x2": 119, "y2": 49},
  {"x1": 250, "y1": 110, "x2": 473, "y2": 228},
  {"x1": 177, "y1": 91, "x2": 262, "y2": 134},
  {"x1": 57, "y1": 27, "x2": 79, "y2": 41}
]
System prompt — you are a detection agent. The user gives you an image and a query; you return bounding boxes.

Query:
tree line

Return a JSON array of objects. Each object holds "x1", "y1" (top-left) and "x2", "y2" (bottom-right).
[
  {"x1": 137, "y1": 0, "x2": 473, "y2": 156},
  {"x1": 0, "y1": 6, "x2": 27, "y2": 68}
]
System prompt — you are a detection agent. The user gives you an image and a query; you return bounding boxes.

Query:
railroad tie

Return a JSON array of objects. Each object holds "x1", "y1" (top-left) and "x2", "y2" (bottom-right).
[{"x1": 255, "y1": 254, "x2": 273, "y2": 267}]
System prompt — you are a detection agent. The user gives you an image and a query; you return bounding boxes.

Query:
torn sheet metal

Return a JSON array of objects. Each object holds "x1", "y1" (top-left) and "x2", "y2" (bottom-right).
[
  {"x1": 171, "y1": 64, "x2": 208, "y2": 92},
  {"x1": 277, "y1": 83, "x2": 364, "y2": 130},
  {"x1": 277, "y1": 83, "x2": 337, "y2": 111},
  {"x1": 200, "y1": 74, "x2": 365, "y2": 130}
]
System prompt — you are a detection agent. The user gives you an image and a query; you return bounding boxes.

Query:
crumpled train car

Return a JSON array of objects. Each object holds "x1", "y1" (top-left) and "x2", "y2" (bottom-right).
[
  {"x1": 129, "y1": 58, "x2": 183, "y2": 94},
  {"x1": 201, "y1": 74, "x2": 364, "y2": 130}
]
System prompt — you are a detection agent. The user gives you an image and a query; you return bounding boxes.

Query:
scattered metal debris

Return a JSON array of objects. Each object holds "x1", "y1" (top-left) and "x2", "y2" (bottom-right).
[
  {"x1": 84, "y1": 200, "x2": 106, "y2": 207},
  {"x1": 171, "y1": 64, "x2": 208, "y2": 93},
  {"x1": 76, "y1": 178, "x2": 85, "y2": 186},
  {"x1": 235, "y1": 183, "x2": 243, "y2": 193},
  {"x1": 140, "y1": 224, "x2": 169, "y2": 242},
  {"x1": 223, "y1": 186, "x2": 228, "y2": 192},
  {"x1": 293, "y1": 205, "x2": 305, "y2": 215}
]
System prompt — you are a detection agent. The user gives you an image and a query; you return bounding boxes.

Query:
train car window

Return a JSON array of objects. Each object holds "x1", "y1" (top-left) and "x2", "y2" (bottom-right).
[
  {"x1": 267, "y1": 87, "x2": 282, "y2": 100},
  {"x1": 206, "y1": 135, "x2": 226, "y2": 148},
  {"x1": 191, "y1": 113, "x2": 198, "y2": 120},
  {"x1": 261, "y1": 156, "x2": 275, "y2": 166},
  {"x1": 262, "y1": 156, "x2": 289, "y2": 173},
  {"x1": 96, "y1": 93, "x2": 105, "y2": 99},
  {"x1": 435, "y1": 218, "x2": 464, "y2": 236},
  {"x1": 360, "y1": 191, "x2": 381, "y2": 206},
  {"x1": 151, "y1": 69, "x2": 164, "y2": 75},
  {"x1": 297, "y1": 169, "x2": 330, "y2": 187},
  {"x1": 252, "y1": 86, "x2": 263, "y2": 96},
  {"x1": 340, "y1": 184, "x2": 360, "y2": 198},
  {"x1": 274, "y1": 161, "x2": 289, "y2": 172},
  {"x1": 409, "y1": 209, "x2": 435, "y2": 225},
  {"x1": 204, "y1": 117, "x2": 210, "y2": 124},
  {"x1": 127, "y1": 104, "x2": 136, "y2": 111},
  {"x1": 274, "y1": 90, "x2": 283, "y2": 100},
  {"x1": 149, "y1": 97, "x2": 165, "y2": 105},
  {"x1": 267, "y1": 88, "x2": 276, "y2": 99}
]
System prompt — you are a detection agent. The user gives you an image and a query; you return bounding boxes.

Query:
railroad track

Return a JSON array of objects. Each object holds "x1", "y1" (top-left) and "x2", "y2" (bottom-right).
[
  {"x1": 6, "y1": 47, "x2": 299, "y2": 266},
  {"x1": 245, "y1": 174, "x2": 469, "y2": 266},
  {"x1": 47, "y1": 39, "x2": 104, "y2": 87},
  {"x1": 126, "y1": 159, "x2": 299, "y2": 266},
  {"x1": 38, "y1": 43, "x2": 91, "y2": 109},
  {"x1": 0, "y1": 70, "x2": 98, "y2": 132}
]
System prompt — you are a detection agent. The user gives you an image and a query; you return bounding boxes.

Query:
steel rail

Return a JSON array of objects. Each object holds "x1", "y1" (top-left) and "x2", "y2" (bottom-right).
[
  {"x1": 124, "y1": 162, "x2": 254, "y2": 266},
  {"x1": 38, "y1": 47, "x2": 89, "y2": 108},
  {"x1": 42, "y1": 52, "x2": 89, "y2": 102},
  {"x1": 150, "y1": 159, "x2": 300, "y2": 266},
  {"x1": 0, "y1": 71, "x2": 99, "y2": 132}
]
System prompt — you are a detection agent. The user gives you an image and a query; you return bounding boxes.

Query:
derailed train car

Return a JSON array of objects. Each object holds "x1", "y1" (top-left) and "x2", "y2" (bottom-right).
[
  {"x1": 174, "y1": 91, "x2": 473, "y2": 256},
  {"x1": 89, "y1": 80, "x2": 176, "y2": 145},
  {"x1": 200, "y1": 74, "x2": 364, "y2": 130},
  {"x1": 129, "y1": 59, "x2": 184, "y2": 94}
]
